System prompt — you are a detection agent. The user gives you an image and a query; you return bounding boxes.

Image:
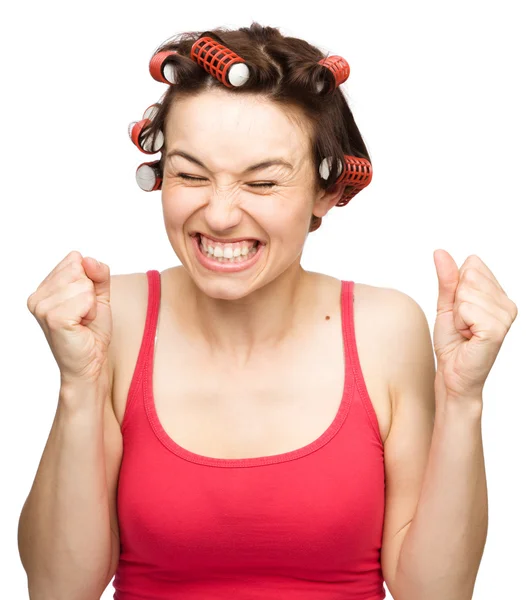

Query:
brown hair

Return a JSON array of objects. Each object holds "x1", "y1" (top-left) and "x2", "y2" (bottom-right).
[{"x1": 141, "y1": 22, "x2": 372, "y2": 233}]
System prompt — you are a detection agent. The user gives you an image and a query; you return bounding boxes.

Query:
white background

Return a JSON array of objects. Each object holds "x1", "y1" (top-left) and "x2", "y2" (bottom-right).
[{"x1": 2, "y1": 1, "x2": 525, "y2": 598}]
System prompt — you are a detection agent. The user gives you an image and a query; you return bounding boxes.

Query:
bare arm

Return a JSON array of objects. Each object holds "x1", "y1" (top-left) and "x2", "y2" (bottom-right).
[
  {"x1": 18, "y1": 357, "x2": 123, "y2": 599},
  {"x1": 18, "y1": 378, "x2": 116, "y2": 599},
  {"x1": 394, "y1": 396, "x2": 487, "y2": 600}
]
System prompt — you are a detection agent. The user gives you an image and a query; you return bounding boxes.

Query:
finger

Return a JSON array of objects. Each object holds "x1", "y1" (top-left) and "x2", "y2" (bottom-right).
[
  {"x1": 455, "y1": 287, "x2": 514, "y2": 331},
  {"x1": 45, "y1": 289, "x2": 96, "y2": 331},
  {"x1": 460, "y1": 254, "x2": 506, "y2": 295},
  {"x1": 32, "y1": 278, "x2": 94, "y2": 321},
  {"x1": 35, "y1": 250, "x2": 83, "y2": 292},
  {"x1": 461, "y1": 267, "x2": 509, "y2": 303},
  {"x1": 81, "y1": 257, "x2": 111, "y2": 304},
  {"x1": 434, "y1": 249, "x2": 459, "y2": 313},
  {"x1": 33, "y1": 257, "x2": 87, "y2": 301},
  {"x1": 456, "y1": 300, "x2": 510, "y2": 344}
]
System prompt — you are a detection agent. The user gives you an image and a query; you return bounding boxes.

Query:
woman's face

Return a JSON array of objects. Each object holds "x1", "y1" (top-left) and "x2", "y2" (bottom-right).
[{"x1": 161, "y1": 88, "x2": 339, "y2": 299}]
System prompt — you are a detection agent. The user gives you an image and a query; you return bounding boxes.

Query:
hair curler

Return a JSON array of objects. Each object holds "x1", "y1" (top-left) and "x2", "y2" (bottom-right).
[
  {"x1": 149, "y1": 50, "x2": 180, "y2": 84},
  {"x1": 319, "y1": 155, "x2": 372, "y2": 204},
  {"x1": 143, "y1": 103, "x2": 161, "y2": 121},
  {"x1": 316, "y1": 56, "x2": 350, "y2": 92},
  {"x1": 128, "y1": 119, "x2": 164, "y2": 154},
  {"x1": 136, "y1": 160, "x2": 163, "y2": 191},
  {"x1": 190, "y1": 36, "x2": 250, "y2": 88}
]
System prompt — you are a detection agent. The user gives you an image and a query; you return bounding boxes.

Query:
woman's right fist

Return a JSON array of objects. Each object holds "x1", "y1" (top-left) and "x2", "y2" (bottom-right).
[{"x1": 27, "y1": 250, "x2": 113, "y2": 386}]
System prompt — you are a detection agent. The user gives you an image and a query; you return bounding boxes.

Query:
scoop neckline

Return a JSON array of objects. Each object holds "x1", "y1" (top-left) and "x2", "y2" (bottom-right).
[{"x1": 143, "y1": 278, "x2": 355, "y2": 467}]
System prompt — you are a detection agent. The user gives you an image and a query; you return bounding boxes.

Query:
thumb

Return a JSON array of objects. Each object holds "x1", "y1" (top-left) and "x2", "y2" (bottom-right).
[
  {"x1": 82, "y1": 257, "x2": 111, "y2": 302},
  {"x1": 433, "y1": 249, "x2": 459, "y2": 313}
]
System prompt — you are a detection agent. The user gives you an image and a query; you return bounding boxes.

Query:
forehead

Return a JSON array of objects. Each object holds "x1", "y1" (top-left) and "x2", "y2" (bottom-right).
[{"x1": 164, "y1": 89, "x2": 311, "y2": 162}]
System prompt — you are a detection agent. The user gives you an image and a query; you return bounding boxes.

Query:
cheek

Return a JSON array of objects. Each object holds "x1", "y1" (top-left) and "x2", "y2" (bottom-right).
[
  {"x1": 161, "y1": 189, "x2": 200, "y2": 225},
  {"x1": 259, "y1": 192, "x2": 312, "y2": 228}
]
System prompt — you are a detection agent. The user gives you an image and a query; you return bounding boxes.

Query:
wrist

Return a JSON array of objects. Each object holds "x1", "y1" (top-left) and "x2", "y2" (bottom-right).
[
  {"x1": 436, "y1": 390, "x2": 483, "y2": 418},
  {"x1": 60, "y1": 361, "x2": 110, "y2": 392},
  {"x1": 59, "y1": 378, "x2": 109, "y2": 411}
]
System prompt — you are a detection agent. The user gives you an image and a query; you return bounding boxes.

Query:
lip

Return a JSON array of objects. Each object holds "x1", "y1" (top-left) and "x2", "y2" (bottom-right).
[
  {"x1": 191, "y1": 231, "x2": 266, "y2": 245},
  {"x1": 191, "y1": 232, "x2": 265, "y2": 273}
]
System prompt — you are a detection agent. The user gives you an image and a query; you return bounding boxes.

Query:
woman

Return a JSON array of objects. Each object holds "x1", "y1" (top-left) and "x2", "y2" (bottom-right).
[{"x1": 18, "y1": 23, "x2": 517, "y2": 600}]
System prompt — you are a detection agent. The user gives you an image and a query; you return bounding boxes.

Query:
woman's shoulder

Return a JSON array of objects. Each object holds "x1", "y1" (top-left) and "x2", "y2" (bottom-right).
[
  {"x1": 354, "y1": 280, "x2": 422, "y2": 309},
  {"x1": 108, "y1": 266, "x2": 178, "y2": 302},
  {"x1": 306, "y1": 271, "x2": 427, "y2": 348},
  {"x1": 109, "y1": 270, "x2": 151, "y2": 321},
  {"x1": 315, "y1": 271, "x2": 417, "y2": 310},
  {"x1": 352, "y1": 278, "x2": 429, "y2": 338},
  {"x1": 107, "y1": 266, "x2": 181, "y2": 340}
]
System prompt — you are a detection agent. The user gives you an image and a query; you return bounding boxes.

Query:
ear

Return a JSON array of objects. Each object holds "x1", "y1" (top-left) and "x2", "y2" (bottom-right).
[{"x1": 312, "y1": 182, "x2": 346, "y2": 219}]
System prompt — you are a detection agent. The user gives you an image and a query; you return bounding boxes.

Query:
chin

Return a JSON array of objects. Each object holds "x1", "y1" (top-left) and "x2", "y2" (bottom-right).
[{"x1": 192, "y1": 277, "x2": 261, "y2": 302}]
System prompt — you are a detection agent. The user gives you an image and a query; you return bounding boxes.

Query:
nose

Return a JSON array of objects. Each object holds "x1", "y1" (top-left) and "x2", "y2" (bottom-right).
[{"x1": 202, "y1": 186, "x2": 245, "y2": 233}]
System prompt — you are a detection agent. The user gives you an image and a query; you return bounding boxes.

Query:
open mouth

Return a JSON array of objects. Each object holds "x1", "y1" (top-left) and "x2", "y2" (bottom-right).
[
  {"x1": 196, "y1": 233, "x2": 260, "y2": 255},
  {"x1": 191, "y1": 233, "x2": 265, "y2": 272}
]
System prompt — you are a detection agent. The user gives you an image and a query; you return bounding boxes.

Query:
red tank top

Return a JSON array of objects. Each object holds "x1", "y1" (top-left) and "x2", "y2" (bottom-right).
[{"x1": 112, "y1": 270, "x2": 386, "y2": 600}]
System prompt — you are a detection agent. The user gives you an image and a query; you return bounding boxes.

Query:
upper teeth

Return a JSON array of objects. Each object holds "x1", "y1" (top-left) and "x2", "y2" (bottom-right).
[{"x1": 199, "y1": 234, "x2": 258, "y2": 258}]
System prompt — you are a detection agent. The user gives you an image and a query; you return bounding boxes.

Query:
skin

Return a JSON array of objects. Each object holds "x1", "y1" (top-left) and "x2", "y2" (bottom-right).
[{"x1": 160, "y1": 87, "x2": 346, "y2": 367}]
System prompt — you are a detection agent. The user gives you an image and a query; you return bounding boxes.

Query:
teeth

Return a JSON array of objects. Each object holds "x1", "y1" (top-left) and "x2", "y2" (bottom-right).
[
  {"x1": 199, "y1": 234, "x2": 258, "y2": 259},
  {"x1": 198, "y1": 235, "x2": 259, "y2": 263}
]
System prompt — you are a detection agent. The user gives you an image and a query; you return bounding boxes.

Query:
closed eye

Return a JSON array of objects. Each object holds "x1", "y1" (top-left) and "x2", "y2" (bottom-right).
[{"x1": 177, "y1": 173, "x2": 275, "y2": 188}]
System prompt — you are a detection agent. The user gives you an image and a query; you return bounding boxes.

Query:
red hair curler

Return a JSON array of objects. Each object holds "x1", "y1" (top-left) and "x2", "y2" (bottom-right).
[
  {"x1": 149, "y1": 50, "x2": 179, "y2": 84},
  {"x1": 143, "y1": 103, "x2": 161, "y2": 121},
  {"x1": 319, "y1": 155, "x2": 372, "y2": 205},
  {"x1": 136, "y1": 160, "x2": 162, "y2": 191},
  {"x1": 190, "y1": 36, "x2": 250, "y2": 88},
  {"x1": 128, "y1": 119, "x2": 164, "y2": 154},
  {"x1": 317, "y1": 55, "x2": 350, "y2": 92}
]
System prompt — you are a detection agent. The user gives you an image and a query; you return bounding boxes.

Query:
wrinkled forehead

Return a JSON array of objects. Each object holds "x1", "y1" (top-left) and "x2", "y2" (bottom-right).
[{"x1": 163, "y1": 89, "x2": 312, "y2": 169}]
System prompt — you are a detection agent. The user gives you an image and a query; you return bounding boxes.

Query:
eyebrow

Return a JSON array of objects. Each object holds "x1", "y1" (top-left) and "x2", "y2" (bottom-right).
[{"x1": 165, "y1": 149, "x2": 293, "y2": 174}]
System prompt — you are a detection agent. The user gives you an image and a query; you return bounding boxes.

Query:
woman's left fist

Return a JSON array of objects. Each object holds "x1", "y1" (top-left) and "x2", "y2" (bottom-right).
[{"x1": 432, "y1": 249, "x2": 518, "y2": 400}]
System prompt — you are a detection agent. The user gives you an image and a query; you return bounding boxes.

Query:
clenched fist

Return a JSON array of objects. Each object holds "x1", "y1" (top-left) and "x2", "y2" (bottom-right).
[{"x1": 27, "y1": 251, "x2": 113, "y2": 387}]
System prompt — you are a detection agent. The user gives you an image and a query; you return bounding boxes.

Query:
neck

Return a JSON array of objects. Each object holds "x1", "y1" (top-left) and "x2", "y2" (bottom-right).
[{"x1": 175, "y1": 264, "x2": 315, "y2": 367}]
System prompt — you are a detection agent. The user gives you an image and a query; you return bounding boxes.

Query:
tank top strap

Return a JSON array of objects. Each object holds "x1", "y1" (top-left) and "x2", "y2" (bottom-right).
[
  {"x1": 120, "y1": 269, "x2": 161, "y2": 433},
  {"x1": 145, "y1": 269, "x2": 161, "y2": 354},
  {"x1": 342, "y1": 279, "x2": 384, "y2": 447}
]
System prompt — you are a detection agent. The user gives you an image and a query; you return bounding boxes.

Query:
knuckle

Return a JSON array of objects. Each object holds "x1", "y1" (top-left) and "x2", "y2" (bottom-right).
[
  {"x1": 511, "y1": 301, "x2": 519, "y2": 320},
  {"x1": 79, "y1": 277, "x2": 95, "y2": 295},
  {"x1": 69, "y1": 258, "x2": 85, "y2": 275},
  {"x1": 497, "y1": 321, "x2": 509, "y2": 339},
  {"x1": 59, "y1": 262, "x2": 86, "y2": 285},
  {"x1": 26, "y1": 293, "x2": 35, "y2": 312},
  {"x1": 83, "y1": 288, "x2": 96, "y2": 303},
  {"x1": 45, "y1": 308, "x2": 61, "y2": 330},
  {"x1": 61, "y1": 251, "x2": 83, "y2": 272},
  {"x1": 34, "y1": 301, "x2": 48, "y2": 321},
  {"x1": 462, "y1": 268, "x2": 478, "y2": 283},
  {"x1": 457, "y1": 299, "x2": 469, "y2": 314},
  {"x1": 456, "y1": 285, "x2": 470, "y2": 301}
]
